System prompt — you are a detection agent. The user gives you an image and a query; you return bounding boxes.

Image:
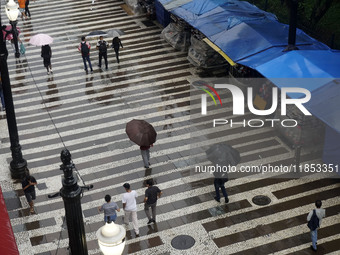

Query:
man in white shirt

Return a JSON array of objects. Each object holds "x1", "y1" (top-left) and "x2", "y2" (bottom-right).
[
  {"x1": 122, "y1": 183, "x2": 139, "y2": 237},
  {"x1": 307, "y1": 200, "x2": 326, "y2": 251}
]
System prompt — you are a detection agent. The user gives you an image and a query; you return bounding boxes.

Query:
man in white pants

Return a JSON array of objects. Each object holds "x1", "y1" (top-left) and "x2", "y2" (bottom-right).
[{"x1": 122, "y1": 183, "x2": 139, "y2": 237}]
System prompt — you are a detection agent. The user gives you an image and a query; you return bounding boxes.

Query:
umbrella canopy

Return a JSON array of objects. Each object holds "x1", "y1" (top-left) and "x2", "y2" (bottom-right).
[
  {"x1": 126, "y1": 119, "x2": 157, "y2": 146},
  {"x1": 29, "y1": 34, "x2": 53, "y2": 46},
  {"x1": 106, "y1": 29, "x2": 125, "y2": 38},
  {"x1": 2, "y1": 25, "x2": 20, "y2": 40},
  {"x1": 87, "y1": 30, "x2": 107, "y2": 38},
  {"x1": 205, "y1": 143, "x2": 241, "y2": 166}
]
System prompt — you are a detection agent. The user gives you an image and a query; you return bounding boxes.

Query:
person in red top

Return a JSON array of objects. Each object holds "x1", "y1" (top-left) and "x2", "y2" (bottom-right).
[
  {"x1": 18, "y1": 0, "x2": 28, "y2": 20},
  {"x1": 78, "y1": 36, "x2": 93, "y2": 74},
  {"x1": 140, "y1": 144, "x2": 153, "y2": 169}
]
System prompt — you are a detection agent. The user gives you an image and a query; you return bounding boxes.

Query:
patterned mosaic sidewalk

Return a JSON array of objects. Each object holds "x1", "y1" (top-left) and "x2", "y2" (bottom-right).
[{"x1": 0, "y1": 0, "x2": 339, "y2": 254}]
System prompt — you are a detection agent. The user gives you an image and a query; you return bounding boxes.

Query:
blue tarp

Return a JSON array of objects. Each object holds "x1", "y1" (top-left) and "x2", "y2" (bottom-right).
[
  {"x1": 254, "y1": 50, "x2": 340, "y2": 98},
  {"x1": 323, "y1": 126, "x2": 340, "y2": 169},
  {"x1": 305, "y1": 79, "x2": 340, "y2": 134}
]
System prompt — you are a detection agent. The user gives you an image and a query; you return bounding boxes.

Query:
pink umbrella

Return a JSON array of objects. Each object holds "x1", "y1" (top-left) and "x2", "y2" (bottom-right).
[
  {"x1": 29, "y1": 34, "x2": 53, "y2": 46},
  {"x1": 2, "y1": 25, "x2": 21, "y2": 40}
]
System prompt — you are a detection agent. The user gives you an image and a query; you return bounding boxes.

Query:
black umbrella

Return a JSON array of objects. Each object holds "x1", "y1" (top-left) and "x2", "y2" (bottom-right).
[
  {"x1": 205, "y1": 143, "x2": 241, "y2": 167},
  {"x1": 125, "y1": 119, "x2": 157, "y2": 146},
  {"x1": 86, "y1": 30, "x2": 107, "y2": 38}
]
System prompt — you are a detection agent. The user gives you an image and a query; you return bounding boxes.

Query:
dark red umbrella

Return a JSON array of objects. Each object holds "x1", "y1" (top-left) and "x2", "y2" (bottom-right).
[{"x1": 126, "y1": 119, "x2": 157, "y2": 146}]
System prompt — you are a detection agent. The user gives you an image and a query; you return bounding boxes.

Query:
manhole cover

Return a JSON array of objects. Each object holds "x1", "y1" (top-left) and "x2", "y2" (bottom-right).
[
  {"x1": 171, "y1": 235, "x2": 195, "y2": 250},
  {"x1": 252, "y1": 195, "x2": 271, "y2": 206}
]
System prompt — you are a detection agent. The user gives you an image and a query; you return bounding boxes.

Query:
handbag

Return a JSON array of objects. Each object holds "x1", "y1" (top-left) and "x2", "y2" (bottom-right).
[{"x1": 20, "y1": 42, "x2": 26, "y2": 55}]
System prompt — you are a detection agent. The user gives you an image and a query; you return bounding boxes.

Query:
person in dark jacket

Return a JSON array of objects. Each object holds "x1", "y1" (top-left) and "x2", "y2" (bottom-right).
[
  {"x1": 22, "y1": 171, "x2": 37, "y2": 213},
  {"x1": 41, "y1": 44, "x2": 52, "y2": 74},
  {"x1": 213, "y1": 171, "x2": 229, "y2": 203},
  {"x1": 112, "y1": 37, "x2": 123, "y2": 63}
]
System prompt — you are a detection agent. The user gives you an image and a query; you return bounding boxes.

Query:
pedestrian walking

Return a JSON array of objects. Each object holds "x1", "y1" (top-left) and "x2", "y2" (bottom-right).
[
  {"x1": 78, "y1": 36, "x2": 93, "y2": 74},
  {"x1": 21, "y1": 171, "x2": 37, "y2": 213},
  {"x1": 144, "y1": 179, "x2": 162, "y2": 224},
  {"x1": 96, "y1": 36, "x2": 109, "y2": 70},
  {"x1": 98, "y1": 194, "x2": 120, "y2": 223},
  {"x1": 18, "y1": 0, "x2": 28, "y2": 20},
  {"x1": 122, "y1": 183, "x2": 139, "y2": 237},
  {"x1": 307, "y1": 200, "x2": 326, "y2": 251},
  {"x1": 41, "y1": 44, "x2": 53, "y2": 74},
  {"x1": 0, "y1": 76, "x2": 5, "y2": 111},
  {"x1": 213, "y1": 171, "x2": 229, "y2": 203},
  {"x1": 111, "y1": 37, "x2": 123, "y2": 63},
  {"x1": 25, "y1": 0, "x2": 31, "y2": 18},
  {"x1": 140, "y1": 144, "x2": 153, "y2": 169}
]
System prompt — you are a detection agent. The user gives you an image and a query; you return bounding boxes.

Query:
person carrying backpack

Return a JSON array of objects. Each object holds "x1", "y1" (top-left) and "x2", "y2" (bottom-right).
[
  {"x1": 307, "y1": 200, "x2": 326, "y2": 251},
  {"x1": 96, "y1": 36, "x2": 109, "y2": 70},
  {"x1": 78, "y1": 36, "x2": 93, "y2": 74}
]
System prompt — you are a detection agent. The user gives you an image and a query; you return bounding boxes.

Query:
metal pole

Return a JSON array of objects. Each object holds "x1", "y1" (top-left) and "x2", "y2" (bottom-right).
[
  {"x1": 9, "y1": 20, "x2": 20, "y2": 58},
  {"x1": 0, "y1": 12, "x2": 27, "y2": 179},
  {"x1": 284, "y1": 0, "x2": 299, "y2": 51},
  {"x1": 59, "y1": 149, "x2": 88, "y2": 255}
]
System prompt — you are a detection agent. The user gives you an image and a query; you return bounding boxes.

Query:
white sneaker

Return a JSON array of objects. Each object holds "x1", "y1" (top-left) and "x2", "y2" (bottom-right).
[
  {"x1": 50, "y1": 68, "x2": 53, "y2": 73},
  {"x1": 47, "y1": 71, "x2": 50, "y2": 75}
]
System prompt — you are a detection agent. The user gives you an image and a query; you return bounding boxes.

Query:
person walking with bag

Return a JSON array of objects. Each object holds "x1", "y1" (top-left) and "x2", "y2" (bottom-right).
[
  {"x1": 144, "y1": 179, "x2": 162, "y2": 224},
  {"x1": 41, "y1": 44, "x2": 52, "y2": 75},
  {"x1": 112, "y1": 37, "x2": 123, "y2": 63},
  {"x1": 122, "y1": 183, "x2": 139, "y2": 237},
  {"x1": 96, "y1": 36, "x2": 109, "y2": 70},
  {"x1": 307, "y1": 200, "x2": 326, "y2": 251},
  {"x1": 78, "y1": 36, "x2": 93, "y2": 74}
]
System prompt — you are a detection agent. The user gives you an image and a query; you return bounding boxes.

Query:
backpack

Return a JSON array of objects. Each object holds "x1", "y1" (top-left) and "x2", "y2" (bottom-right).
[
  {"x1": 213, "y1": 171, "x2": 229, "y2": 183},
  {"x1": 307, "y1": 209, "x2": 319, "y2": 231},
  {"x1": 99, "y1": 41, "x2": 107, "y2": 53},
  {"x1": 81, "y1": 42, "x2": 89, "y2": 56}
]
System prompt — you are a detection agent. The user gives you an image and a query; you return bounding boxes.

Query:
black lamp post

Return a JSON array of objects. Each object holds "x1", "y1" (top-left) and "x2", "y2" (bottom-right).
[
  {"x1": 284, "y1": 0, "x2": 299, "y2": 51},
  {"x1": 59, "y1": 149, "x2": 89, "y2": 255},
  {"x1": 5, "y1": 0, "x2": 20, "y2": 58},
  {"x1": 0, "y1": 1, "x2": 27, "y2": 179}
]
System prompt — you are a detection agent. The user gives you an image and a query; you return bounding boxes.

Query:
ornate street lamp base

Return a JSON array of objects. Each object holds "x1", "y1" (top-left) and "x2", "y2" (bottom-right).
[{"x1": 10, "y1": 158, "x2": 27, "y2": 179}]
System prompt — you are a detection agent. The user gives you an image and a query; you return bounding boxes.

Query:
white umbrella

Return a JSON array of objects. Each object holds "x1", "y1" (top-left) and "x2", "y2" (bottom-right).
[
  {"x1": 29, "y1": 34, "x2": 53, "y2": 46},
  {"x1": 106, "y1": 29, "x2": 124, "y2": 38}
]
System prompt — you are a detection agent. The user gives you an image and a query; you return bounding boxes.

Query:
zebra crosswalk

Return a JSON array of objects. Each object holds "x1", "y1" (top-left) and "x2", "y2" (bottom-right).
[{"x1": 0, "y1": 0, "x2": 339, "y2": 254}]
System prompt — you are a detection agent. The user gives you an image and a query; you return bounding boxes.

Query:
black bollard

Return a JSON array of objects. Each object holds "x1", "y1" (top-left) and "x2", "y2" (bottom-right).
[{"x1": 59, "y1": 149, "x2": 88, "y2": 255}]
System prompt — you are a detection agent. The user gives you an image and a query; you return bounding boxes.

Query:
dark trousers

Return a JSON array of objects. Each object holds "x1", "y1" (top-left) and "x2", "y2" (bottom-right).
[
  {"x1": 25, "y1": 0, "x2": 30, "y2": 17},
  {"x1": 98, "y1": 52, "x2": 108, "y2": 68},
  {"x1": 144, "y1": 202, "x2": 157, "y2": 221},
  {"x1": 214, "y1": 179, "x2": 228, "y2": 200},
  {"x1": 114, "y1": 47, "x2": 120, "y2": 63},
  {"x1": 82, "y1": 55, "x2": 93, "y2": 71}
]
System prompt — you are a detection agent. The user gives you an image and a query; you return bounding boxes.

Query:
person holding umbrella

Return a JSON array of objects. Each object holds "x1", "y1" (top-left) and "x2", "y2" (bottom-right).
[
  {"x1": 112, "y1": 37, "x2": 123, "y2": 63},
  {"x1": 141, "y1": 144, "x2": 153, "y2": 169},
  {"x1": 96, "y1": 36, "x2": 109, "y2": 70},
  {"x1": 205, "y1": 143, "x2": 241, "y2": 204},
  {"x1": 41, "y1": 44, "x2": 52, "y2": 75},
  {"x1": 125, "y1": 119, "x2": 157, "y2": 169}
]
